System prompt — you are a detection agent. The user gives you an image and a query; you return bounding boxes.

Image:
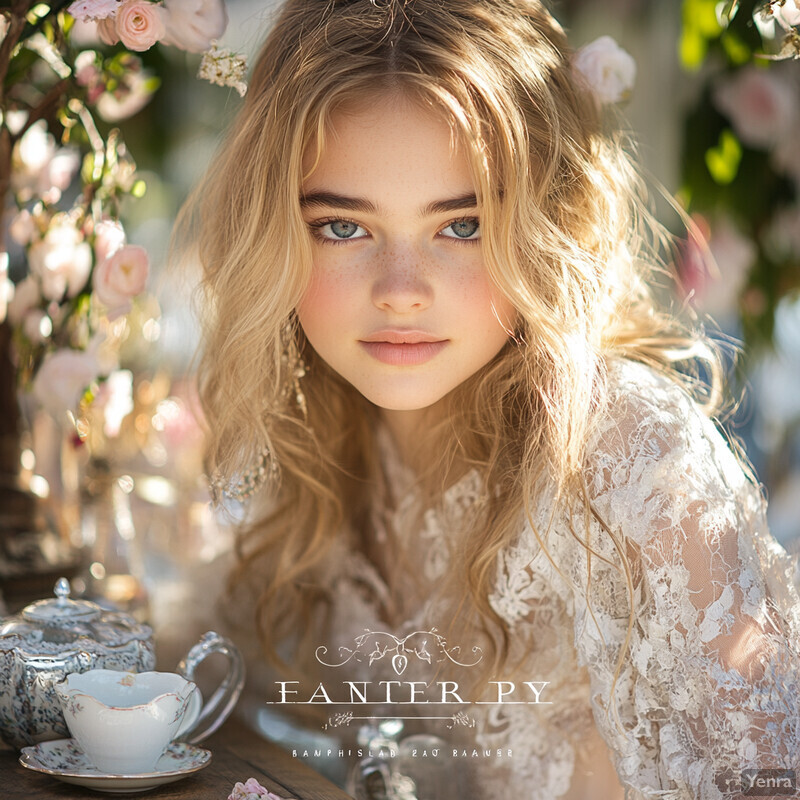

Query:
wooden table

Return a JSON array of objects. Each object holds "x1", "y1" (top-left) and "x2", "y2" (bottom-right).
[{"x1": 1, "y1": 717, "x2": 355, "y2": 799}]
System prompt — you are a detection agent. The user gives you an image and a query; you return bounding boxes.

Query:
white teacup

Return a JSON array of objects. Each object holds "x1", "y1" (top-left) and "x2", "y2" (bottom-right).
[{"x1": 54, "y1": 670, "x2": 202, "y2": 774}]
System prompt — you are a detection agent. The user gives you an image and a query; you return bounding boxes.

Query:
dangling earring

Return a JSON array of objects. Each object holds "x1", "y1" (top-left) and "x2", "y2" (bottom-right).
[
  {"x1": 208, "y1": 445, "x2": 278, "y2": 504},
  {"x1": 280, "y1": 316, "x2": 308, "y2": 419},
  {"x1": 207, "y1": 318, "x2": 307, "y2": 505}
]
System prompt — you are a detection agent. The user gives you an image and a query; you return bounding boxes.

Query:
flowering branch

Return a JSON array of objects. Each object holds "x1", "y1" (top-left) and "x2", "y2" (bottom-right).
[
  {"x1": 0, "y1": 0, "x2": 247, "y2": 426},
  {"x1": 677, "y1": 0, "x2": 800, "y2": 352}
]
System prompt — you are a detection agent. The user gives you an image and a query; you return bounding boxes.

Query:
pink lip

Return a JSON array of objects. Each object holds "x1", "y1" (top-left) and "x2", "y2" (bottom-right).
[
  {"x1": 361, "y1": 329, "x2": 444, "y2": 344},
  {"x1": 360, "y1": 330, "x2": 448, "y2": 365}
]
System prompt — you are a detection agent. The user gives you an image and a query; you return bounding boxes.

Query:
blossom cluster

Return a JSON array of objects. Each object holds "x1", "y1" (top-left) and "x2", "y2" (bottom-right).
[
  {"x1": 758, "y1": 0, "x2": 800, "y2": 52},
  {"x1": 0, "y1": 0, "x2": 247, "y2": 426},
  {"x1": 670, "y1": 0, "x2": 800, "y2": 337},
  {"x1": 67, "y1": 0, "x2": 247, "y2": 95},
  {"x1": 227, "y1": 777, "x2": 292, "y2": 800},
  {"x1": 4, "y1": 118, "x2": 148, "y2": 417}
]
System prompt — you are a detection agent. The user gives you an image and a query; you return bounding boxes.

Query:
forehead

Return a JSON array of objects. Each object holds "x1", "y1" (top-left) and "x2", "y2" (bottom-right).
[{"x1": 301, "y1": 94, "x2": 474, "y2": 200}]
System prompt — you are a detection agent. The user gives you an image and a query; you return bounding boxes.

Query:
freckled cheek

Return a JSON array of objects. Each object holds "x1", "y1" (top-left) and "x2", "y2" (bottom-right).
[
  {"x1": 454, "y1": 268, "x2": 514, "y2": 331},
  {"x1": 295, "y1": 265, "x2": 362, "y2": 336}
]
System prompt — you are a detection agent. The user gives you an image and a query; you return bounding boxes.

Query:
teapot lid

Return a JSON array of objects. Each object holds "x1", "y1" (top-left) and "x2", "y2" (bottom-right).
[
  {"x1": 0, "y1": 577, "x2": 152, "y2": 654},
  {"x1": 21, "y1": 578, "x2": 101, "y2": 625}
]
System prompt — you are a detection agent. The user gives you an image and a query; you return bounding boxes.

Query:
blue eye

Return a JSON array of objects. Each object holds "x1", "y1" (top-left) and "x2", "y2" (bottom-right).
[
  {"x1": 311, "y1": 219, "x2": 368, "y2": 241},
  {"x1": 441, "y1": 218, "x2": 480, "y2": 240},
  {"x1": 329, "y1": 220, "x2": 360, "y2": 238}
]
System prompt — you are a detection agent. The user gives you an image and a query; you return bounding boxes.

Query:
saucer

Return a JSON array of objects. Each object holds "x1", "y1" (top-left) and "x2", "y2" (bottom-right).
[{"x1": 19, "y1": 738, "x2": 212, "y2": 793}]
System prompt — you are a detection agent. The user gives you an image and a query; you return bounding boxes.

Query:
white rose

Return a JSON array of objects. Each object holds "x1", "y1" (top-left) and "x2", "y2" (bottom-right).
[
  {"x1": 93, "y1": 244, "x2": 149, "y2": 319},
  {"x1": 713, "y1": 67, "x2": 797, "y2": 149},
  {"x1": 573, "y1": 35, "x2": 636, "y2": 105},
  {"x1": 33, "y1": 347, "x2": 102, "y2": 417},
  {"x1": 7, "y1": 275, "x2": 40, "y2": 325},
  {"x1": 27, "y1": 218, "x2": 93, "y2": 301},
  {"x1": 161, "y1": 0, "x2": 227, "y2": 53}
]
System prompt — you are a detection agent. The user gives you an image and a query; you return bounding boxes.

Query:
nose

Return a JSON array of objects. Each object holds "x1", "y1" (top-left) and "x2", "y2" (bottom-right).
[{"x1": 371, "y1": 245, "x2": 434, "y2": 313}]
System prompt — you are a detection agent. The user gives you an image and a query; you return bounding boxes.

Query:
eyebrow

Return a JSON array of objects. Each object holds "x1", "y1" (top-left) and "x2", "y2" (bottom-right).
[{"x1": 299, "y1": 191, "x2": 478, "y2": 216}]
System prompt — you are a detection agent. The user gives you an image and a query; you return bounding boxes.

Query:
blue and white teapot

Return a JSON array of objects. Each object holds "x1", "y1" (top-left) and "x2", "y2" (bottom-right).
[{"x1": 0, "y1": 577, "x2": 244, "y2": 749}]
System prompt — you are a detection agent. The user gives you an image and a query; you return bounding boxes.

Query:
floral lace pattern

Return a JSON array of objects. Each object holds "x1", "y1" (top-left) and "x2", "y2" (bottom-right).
[{"x1": 317, "y1": 358, "x2": 800, "y2": 799}]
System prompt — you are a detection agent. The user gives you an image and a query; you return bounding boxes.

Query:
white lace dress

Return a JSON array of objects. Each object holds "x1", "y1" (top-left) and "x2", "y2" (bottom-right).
[{"x1": 314, "y1": 358, "x2": 800, "y2": 800}]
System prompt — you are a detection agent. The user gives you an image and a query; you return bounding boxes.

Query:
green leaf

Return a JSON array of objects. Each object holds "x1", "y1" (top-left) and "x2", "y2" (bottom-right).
[
  {"x1": 59, "y1": 11, "x2": 75, "y2": 36},
  {"x1": 705, "y1": 129, "x2": 742, "y2": 184},
  {"x1": 721, "y1": 30, "x2": 752, "y2": 64},
  {"x1": 684, "y1": 0, "x2": 723, "y2": 37},
  {"x1": 680, "y1": 27, "x2": 708, "y2": 70}
]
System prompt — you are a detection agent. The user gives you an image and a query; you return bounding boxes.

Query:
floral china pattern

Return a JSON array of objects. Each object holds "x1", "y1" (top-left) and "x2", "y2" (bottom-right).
[
  {"x1": 20, "y1": 738, "x2": 211, "y2": 777},
  {"x1": 0, "y1": 640, "x2": 155, "y2": 748}
]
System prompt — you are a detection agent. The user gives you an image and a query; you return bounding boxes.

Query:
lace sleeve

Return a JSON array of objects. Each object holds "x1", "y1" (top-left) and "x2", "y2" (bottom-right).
[{"x1": 576, "y1": 361, "x2": 800, "y2": 800}]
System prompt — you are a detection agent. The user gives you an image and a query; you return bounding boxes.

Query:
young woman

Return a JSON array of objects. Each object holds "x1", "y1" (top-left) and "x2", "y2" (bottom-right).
[{"x1": 177, "y1": 0, "x2": 800, "y2": 797}]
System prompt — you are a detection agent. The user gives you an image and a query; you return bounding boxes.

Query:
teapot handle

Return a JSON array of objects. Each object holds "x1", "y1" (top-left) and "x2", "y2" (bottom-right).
[{"x1": 175, "y1": 631, "x2": 245, "y2": 743}]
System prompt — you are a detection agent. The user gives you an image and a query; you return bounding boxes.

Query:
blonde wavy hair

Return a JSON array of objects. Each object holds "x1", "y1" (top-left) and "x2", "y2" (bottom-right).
[{"x1": 176, "y1": 0, "x2": 732, "y2": 733}]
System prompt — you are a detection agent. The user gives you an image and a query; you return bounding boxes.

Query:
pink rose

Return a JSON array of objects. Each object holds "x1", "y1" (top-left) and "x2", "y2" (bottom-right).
[
  {"x1": 93, "y1": 243, "x2": 149, "y2": 318},
  {"x1": 96, "y1": 16, "x2": 120, "y2": 45},
  {"x1": 114, "y1": 0, "x2": 166, "y2": 52},
  {"x1": 713, "y1": 67, "x2": 796, "y2": 149},
  {"x1": 161, "y1": 0, "x2": 227, "y2": 53}
]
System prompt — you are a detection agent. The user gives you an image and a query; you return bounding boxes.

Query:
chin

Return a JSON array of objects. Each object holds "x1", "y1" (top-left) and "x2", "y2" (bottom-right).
[{"x1": 358, "y1": 386, "x2": 446, "y2": 412}]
